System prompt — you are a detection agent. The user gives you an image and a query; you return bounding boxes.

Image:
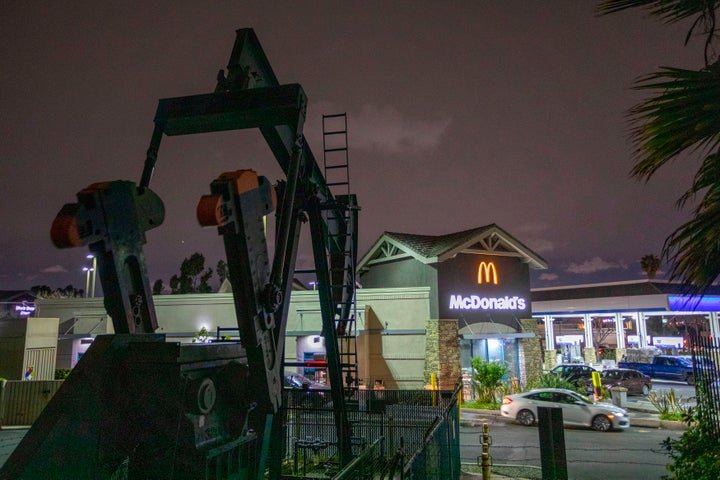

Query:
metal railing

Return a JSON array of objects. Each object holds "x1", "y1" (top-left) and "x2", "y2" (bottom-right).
[
  {"x1": 281, "y1": 383, "x2": 461, "y2": 479},
  {"x1": 690, "y1": 336, "x2": 720, "y2": 438}
]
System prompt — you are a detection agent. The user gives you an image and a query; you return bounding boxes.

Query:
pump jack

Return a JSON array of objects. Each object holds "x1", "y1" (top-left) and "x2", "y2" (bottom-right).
[{"x1": 0, "y1": 28, "x2": 358, "y2": 480}]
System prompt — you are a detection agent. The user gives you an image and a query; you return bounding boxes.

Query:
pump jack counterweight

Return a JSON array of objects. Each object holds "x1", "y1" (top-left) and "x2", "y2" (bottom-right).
[{"x1": 1, "y1": 28, "x2": 358, "y2": 480}]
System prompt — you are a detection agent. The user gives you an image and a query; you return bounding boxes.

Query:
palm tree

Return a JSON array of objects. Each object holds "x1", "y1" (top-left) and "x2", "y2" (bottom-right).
[
  {"x1": 640, "y1": 254, "x2": 661, "y2": 279},
  {"x1": 599, "y1": 1, "x2": 720, "y2": 293}
]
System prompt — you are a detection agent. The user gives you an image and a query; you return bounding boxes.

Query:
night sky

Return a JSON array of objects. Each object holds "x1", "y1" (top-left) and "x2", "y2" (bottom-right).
[{"x1": 0, "y1": 1, "x2": 703, "y2": 293}]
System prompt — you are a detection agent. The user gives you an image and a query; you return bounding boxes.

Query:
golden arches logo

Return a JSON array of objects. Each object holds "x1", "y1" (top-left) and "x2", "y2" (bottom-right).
[{"x1": 477, "y1": 261, "x2": 498, "y2": 285}]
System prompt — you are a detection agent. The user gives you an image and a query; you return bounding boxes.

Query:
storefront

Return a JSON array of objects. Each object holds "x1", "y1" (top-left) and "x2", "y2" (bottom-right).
[
  {"x1": 358, "y1": 224, "x2": 547, "y2": 386},
  {"x1": 531, "y1": 281, "x2": 720, "y2": 368}
]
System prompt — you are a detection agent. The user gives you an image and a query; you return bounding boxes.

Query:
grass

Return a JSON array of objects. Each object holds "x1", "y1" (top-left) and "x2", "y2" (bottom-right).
[{"x1": 461, "y1": 400, "x2": 501, "y2": 410}]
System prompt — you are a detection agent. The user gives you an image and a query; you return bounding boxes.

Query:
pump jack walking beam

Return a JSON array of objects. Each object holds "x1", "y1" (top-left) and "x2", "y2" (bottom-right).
[{"x1": 143, "y1": 28, "x2": 354, "y2": 469}]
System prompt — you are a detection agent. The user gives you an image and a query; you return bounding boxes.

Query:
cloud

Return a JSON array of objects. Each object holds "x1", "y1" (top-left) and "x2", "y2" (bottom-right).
[
  {"x1": 538, "y1": 272, "x2": 559, "y2": 281},
  {"x1": 42, "y1": 265, "x2": 68, "y2": 273},
  {"x1": 352, "y1": 104, "x2": 451, "y2": 154},
  {"x1": 525, "y1": 238, "x2": 554, "y2": 254},
  {"x1": 566, "y1": 257, "x2": 628, "y2": 274}
]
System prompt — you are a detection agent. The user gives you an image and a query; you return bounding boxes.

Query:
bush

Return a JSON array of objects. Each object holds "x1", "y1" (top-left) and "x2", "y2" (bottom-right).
[
  {"x1": 471, "y1": 358, "x2": 507, "y2": 404},
  {"x1": 526, "y1": 371, "x2": 586, "y2": 395},
  {"x1": 647, "y1": 389, "x2": 693, "y2": 421},
  {"x1": 661, "y1": 381, "x2": 720, "y2": 479},
  {"x1": 54, "y1": 369, "x2": 71, "y2": 380},
  {"x1": 662, "y1": 421, "x2": 720, "y2": 479}
]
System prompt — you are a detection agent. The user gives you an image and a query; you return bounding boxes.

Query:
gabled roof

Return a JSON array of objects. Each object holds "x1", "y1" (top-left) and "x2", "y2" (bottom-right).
[{"x1": 357, "y1": 224, "x2": 547, "y2": 273}]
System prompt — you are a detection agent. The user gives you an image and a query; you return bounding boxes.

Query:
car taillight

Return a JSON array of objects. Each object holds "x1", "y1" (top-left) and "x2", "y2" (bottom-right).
[{"x1": 502, "y1": 396, "x2": 512, "y2": 405}]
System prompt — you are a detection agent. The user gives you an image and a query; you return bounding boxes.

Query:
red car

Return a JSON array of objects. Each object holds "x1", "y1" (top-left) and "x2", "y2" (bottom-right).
[{"x1": 593, "y1": 368, "x2": 652, "y2": 396}]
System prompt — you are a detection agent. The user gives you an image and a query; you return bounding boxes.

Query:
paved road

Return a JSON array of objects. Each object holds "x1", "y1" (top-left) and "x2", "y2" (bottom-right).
[
  {"x1": 460, "y1": 417, "x2": 682, "y2": 480},
  {"x1": 651, "y1": 379, "x2": 696, "y2": 403},
  {"x1": 0, "y1": 428, "x2": 27, "y2": 470}
]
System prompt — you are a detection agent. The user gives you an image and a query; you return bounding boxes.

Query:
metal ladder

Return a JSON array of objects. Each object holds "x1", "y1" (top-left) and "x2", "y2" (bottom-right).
[{"x1": 322, "y1": 113, "x2": 359, "y2": 393}]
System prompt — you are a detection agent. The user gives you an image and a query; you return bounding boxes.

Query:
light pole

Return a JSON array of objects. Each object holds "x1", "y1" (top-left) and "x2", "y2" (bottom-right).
[
  {"x1": 83, "y1": 266, "x2": 93, "y2": 298},
  {"x1": 87, "y1": 254, "x2": 97, "y2": 297}
]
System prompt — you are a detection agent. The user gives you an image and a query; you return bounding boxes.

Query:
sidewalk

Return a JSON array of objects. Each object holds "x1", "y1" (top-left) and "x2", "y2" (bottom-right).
[{"x1": 0, "y1": 426, "x2": 27, "y2": 471}]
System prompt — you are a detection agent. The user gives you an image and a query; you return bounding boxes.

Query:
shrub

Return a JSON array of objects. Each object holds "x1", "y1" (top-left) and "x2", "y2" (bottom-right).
[
  {"x1": 662, "y1": 419, "x2": 720, "y2": 479},
  {"x1": 54, "y1": 369, "x2": 71, "y2": 380},
  {"x1": 526, "y1": 371, "x2": 586, "y2": 395},
  {"x1": 471, "y1": 358, "x2": 507, "y2": 404},
  {"x1": 661, "y1": 382, "x2": 720, "y2": 479},
  {"x1": 647, "y1": 389, "x2": 693, "y2": 421}
]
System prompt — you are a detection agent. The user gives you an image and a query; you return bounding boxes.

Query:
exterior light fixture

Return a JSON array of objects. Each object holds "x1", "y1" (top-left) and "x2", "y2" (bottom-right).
[{"x1": 86, "y1": 254, "x2": 97, "y2": 297}]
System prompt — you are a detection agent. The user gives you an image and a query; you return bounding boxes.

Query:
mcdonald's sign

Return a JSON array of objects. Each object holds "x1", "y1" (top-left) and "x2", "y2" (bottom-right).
[
  {"x1": 477, "y1": 261, "x2": 498, "y2": 285},
  {"x1": 439, "y1": 254, "x2": 531, "y2": 320}
]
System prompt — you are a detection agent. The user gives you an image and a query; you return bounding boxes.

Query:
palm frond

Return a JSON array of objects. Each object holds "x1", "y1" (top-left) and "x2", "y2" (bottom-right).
[
  {"x1": 627, "y1": 65, "x2": 720, "y2": 180},
  {"x1": 664, "y1": 196, "x2": 720, "y2": 292},
  {"x1": 677, "y1": 151, "x2": 720, "y2": 207},
  {"x1": 597, "y1": 0, "x2": 715, "y2": 24}
]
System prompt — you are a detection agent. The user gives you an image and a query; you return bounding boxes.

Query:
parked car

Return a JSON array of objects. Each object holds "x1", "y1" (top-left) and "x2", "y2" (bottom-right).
[
  {"x1": 549, "y1": 364, "x2": 597, "y2": 385},
  {"x1": 285, "y1": 373, "x2": 331, "y2": 407},
  {"x1": 285, "y1": 373, "x2": 330, "y2": 391},
  {"x1": 586, "y1": 368, "x2": 652, "y2": 396},
  {"x1": 500, "y1": 388, "x2": 630, "y2": 432},
  {"x1": 618, "y1": 355, "x2": 695, "y2": 385}
]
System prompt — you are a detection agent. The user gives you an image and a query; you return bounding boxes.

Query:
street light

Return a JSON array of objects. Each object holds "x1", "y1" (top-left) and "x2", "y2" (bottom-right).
[
  {"x1": 82, "y1": 266, "x2": 94, "y2": 298},
  {"x1": 87, "y1": 254, "x2": 97, "y2": 297}
]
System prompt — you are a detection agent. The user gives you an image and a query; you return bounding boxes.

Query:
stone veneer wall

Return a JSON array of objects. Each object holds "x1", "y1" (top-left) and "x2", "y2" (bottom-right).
[
  {"x1": 583, "y1": 347, "x2": 597, "y2": 365},
  {"x1": 424, "y1": 319, "x2": 460, "y2": 390},
  {"x1": 519, "y1": 318, "x2": 543, "y2": 385},
  {"x1": 424, "y1": 320, "x2": 439, "y2": 385}
]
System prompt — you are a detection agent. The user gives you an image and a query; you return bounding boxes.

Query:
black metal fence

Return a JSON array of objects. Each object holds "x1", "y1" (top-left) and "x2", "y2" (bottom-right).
[
  {"x1": 690, "y1": 336, "x2": 720, "y2": 438},
  {"x1": 281, "y1": 385, "x2": 461, "y2": 479}
]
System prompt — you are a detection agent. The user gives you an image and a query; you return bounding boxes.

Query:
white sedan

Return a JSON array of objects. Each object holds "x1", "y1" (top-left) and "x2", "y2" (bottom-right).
[{"x1": 500, "y1": 388, "x2": 630, "y2": 432}]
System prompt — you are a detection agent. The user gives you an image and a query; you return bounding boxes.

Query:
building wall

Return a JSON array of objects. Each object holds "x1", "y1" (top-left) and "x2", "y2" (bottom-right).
[
  {"x1": 35, "y1": 287, "x2": 433, "y2": 389},
  {"x1": 360, "y1": 259, "x2": 439, "y2": 318},
  {"x1": 0, "y1": 318, "x2": 59, "y2": 380},
  {"x1": 0, "y1": 319, "x2": 25, "y2": 379}
]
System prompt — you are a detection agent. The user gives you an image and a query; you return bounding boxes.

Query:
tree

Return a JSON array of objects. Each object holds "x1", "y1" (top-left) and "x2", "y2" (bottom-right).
[
  {"x1": 591, "y1": 316, "x2": 615, "y2": 347},
  {"x1": 152, "y1": 279, "x2": 164, "y2": 295},
  {"x1": 216, "y1": 259, "x2": 228, "y2": 284},
  {"x1": 31, "y1": 284, "x2": 83, "y2": 298},
  {"x1": 640, "y1": 254, "x2": 661, "y2": 279},
  {"x1": 169, "y1": 253, "x2": 214, "y2": 294},
  {"x1": 599, "y1": 1, "x2": 720, "y2": 293}
]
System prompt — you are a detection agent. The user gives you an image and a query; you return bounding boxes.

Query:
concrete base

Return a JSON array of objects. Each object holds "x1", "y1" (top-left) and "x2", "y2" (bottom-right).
[
  {"x1": 615, "y1": 347, "x2": 627, "y2": 363},
  {"x1": 544, "y1": 350, "x2": 557, "y2": 370},
  {"x1": 583, "y1": 347, "x2": 596, "y2": 365}
]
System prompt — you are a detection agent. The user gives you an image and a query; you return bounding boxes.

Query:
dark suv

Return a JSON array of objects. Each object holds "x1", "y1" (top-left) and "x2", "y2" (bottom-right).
[{"x1": 550, "y1": 364, "x2": 597, "y2": 386}]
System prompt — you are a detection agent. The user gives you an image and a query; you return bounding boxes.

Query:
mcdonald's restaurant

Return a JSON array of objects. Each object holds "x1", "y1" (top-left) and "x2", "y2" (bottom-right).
[{"x1": 357, "y1": 223, "x2": 548, "y2": 389}]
